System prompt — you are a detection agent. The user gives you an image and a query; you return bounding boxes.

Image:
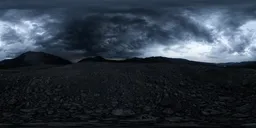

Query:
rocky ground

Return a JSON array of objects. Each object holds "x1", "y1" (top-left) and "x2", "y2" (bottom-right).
[{"x1": 0, "y1": 62, "x2": 256, "y2": 127}]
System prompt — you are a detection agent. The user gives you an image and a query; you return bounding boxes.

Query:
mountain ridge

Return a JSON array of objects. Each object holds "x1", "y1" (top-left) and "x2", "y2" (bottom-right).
[
  {"x1": 0, "y1": 51, "x2": 72, "y2": 69},
  {"x1": 1, "y1": 51, "x2": 256, "y2": 69}
]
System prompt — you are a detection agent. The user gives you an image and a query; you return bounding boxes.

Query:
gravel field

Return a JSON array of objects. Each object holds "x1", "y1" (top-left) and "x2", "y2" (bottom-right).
[{"x1": 0, "y1": 61, "x2": 256, "y2": 127}]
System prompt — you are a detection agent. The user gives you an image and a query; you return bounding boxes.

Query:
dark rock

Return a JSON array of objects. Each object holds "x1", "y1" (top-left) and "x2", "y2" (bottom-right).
[
  {"x1": 8, "y1": 98, "x2": 17, "y2": 105},
  {"x1": 135, "y1": 114, "x2": 158, "y2": 122},
  {"x1": 218, "y1": 96, "x2": 235, "y2": 102},
  {"x1": 20, "y1": 108, "x2": 37, "y2": 113},
  {"x1": 236, "y1": 104, "x2": 253, "y2": 113},
  {"x1": 111, "y1": 101, "x2": 118, "y2": 107},
  {"x1": 72, "y1": 115, "x2": 90, "y2": 120},
  {"x1": 2, "y1": 113, "x2": 13, "y2": 117},
  {"x1": 47, "y1": 110, "x2": 54, "y2": 115},
  {"x1": 143, "y1": 106, "x2": 151, "y2": 112},
  {"x1": 165, "y1": 117, "x2": 183, "y2": 122},
  {"x1": 95, "y1": 109, "x2": 103, "y2": 114},
  {"x1": 111, "y1": 109, "x2": 135, "y2": 117},
  {"x1": 163, "y1": 108, "x2": 174, "y2": 115},
  {"x1": 26, "y1": 87, "x2": 32, "y2": 94},
  {"x1": 242, "y1": 123, "x2": 256, "y2": 127},
  {"x1": 232, "y1": 113, "x2": 249, "y2": 118},
  {"x1": 202, "y1": 109, "x2": 222, "y2": 116},
  {"x1": 85, "y1": 110, "x2": 93, "y2": 114},
  {"x1": 36, "y1": 109, "x2": 46, "y2": 114},
  {"x1": 41, "y1": 103, "x2": 48, "y2": 108},
  {"x1": 160, "y1": 95, "x2": 174, "y2": 107},
  {"x1": 45, "y1": 90, "x2": 52, "y2": 96}
]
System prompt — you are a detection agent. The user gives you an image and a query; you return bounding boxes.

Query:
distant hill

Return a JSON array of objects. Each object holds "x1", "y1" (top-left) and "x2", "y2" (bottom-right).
[
  {"x1": 123, "y1": 57, "x2": 215, "y2": 65},
  {"x1": 2, "y1": 52, "x2": 256, "y2": 70},
  {"x1": 219, "y1": 61, "x2": 256, "y2": 69},
  {"x1": 78, "y1": 56, "x2": 256, "y2": 70},
  {"x1": 0, "y1": 51, "x2": 72, "y2": 69},
  {"x1": 78, "y1": 56, "x2": 216, "y2": 66}
]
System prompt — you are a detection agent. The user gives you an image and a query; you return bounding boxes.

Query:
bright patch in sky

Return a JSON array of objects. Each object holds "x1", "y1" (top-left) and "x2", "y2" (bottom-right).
[
  {"x1": 142, "y1": 9, "x2": 256, "y2": 63},
  {"x1": 0, "y1": 20, "x2": 42, "y2": 57},
  {"x1": 143, "y1": 41, "x2": 213, "y2": 62},
  {"x1": 0, "y1": 11, "x2": 59, "y2": 59}
]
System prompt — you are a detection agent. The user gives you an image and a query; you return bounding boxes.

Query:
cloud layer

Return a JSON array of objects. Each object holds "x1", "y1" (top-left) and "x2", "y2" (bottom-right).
[{"x1": 0, "y1": 1, "x2": 256, "y2": 62}]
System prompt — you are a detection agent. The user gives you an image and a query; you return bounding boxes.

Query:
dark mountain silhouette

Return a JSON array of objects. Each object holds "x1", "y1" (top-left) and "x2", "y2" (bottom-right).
[
  {"x1": 78, "y1": 56, "x2": 217, "y2": 67},
  {"x1": 78, "y1": 56, "x2": 256, "y2": 70},
  {"x1": 123, "y1": 56, "x2": 215, "y2": 65},
  {"x1": 219, "y1": 61, "x2": 256, "y2": 69},
  {"x1": 1, "y1": 51, "x2": 256, "y2": 70},
  {"x1": 0, "y1": 51, "x2": 72, "y2": 69}
]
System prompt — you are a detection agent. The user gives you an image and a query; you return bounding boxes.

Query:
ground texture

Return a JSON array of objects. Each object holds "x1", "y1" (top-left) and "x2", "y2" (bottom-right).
[{"x1": 0, "y1": 62, "x2": 256, "y2": 127}]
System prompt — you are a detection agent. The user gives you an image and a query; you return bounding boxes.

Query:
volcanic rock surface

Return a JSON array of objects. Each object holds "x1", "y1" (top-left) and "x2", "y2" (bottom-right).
[{"x1": 0, "y1": 53, "x2": 256, "y2": 127}]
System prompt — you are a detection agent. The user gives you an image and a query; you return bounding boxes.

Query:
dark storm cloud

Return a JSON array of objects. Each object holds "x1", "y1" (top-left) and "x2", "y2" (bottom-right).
[
  {"x1": 36, "y1": 9, "x2": 219, "y2": 58},
  {"x1": 40, "y1": 14, "x2": 169, "y2": 57},
  {"x1": 0, "y1": 0, "x2": 256, "y2": 9},
  {"x1": 0, "y1": 0, "x2": 256, "y2": 62}
]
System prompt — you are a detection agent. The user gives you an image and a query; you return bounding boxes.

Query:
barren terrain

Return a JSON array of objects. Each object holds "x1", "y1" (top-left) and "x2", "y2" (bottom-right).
[{"x1": 0, "y1": 54, "x2": 256, "y2": 127}]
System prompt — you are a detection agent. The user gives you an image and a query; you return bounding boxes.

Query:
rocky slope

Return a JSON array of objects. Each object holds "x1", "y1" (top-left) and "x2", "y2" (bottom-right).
[
  {"x1": 0, "y1": 51, "x2": 72, "y2": 69},
  {"x1": 0, "y1": 55, "x2": 256, "y2": 127}
]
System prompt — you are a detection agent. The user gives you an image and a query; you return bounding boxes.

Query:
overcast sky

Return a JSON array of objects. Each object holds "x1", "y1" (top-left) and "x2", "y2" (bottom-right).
[{"x1": 0, "y1": 0, "x2": 256, "y2": 62}]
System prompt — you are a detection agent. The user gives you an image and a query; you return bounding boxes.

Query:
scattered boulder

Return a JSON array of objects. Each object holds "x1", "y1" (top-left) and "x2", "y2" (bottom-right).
[
  {"x1": 111, "y1": 109, "x2": 135, "y2": 117},
  {"x1": 20, "y1": 108, "x2": 37, "y2": 113},
  {"x1": 232, "y1": 113, "x2": 249, "y2": 118},
  {"x1": 163, "y1": 108, "x2": 174, "y2": 115},
  {"x1": 8, "y1": 98, "x2": 17, "y2": 105},
  {"x1": 165, "y1": 117, "x2": 183, "y2": 122},
  {"x1": 202, "y1": 109, "x2": 222, "y2": 116},
  {"x1": 218, "y1": 96, "x2": 235, "y2": 102},
  {"x1": 236, "y1": 104, "x2": 253, "y2": 113}
]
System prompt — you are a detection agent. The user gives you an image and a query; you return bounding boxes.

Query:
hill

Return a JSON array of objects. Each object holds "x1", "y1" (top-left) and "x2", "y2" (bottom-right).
[{"x1": 0, "y1": 51, "x2": 72, "y2": 69}]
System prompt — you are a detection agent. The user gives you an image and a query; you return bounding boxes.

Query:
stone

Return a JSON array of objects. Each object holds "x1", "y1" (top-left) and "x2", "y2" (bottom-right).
[
  {"x1": 94, "y1": 93, "x2": 100, "y2": 97},
  {"x1": 136, "y1": 114, "x2": 157, "y2": 121},
  {"x1": 112, "y1": 109, "x2": 135, "y2": 116},
  {"x1": 73, "y1": 115, "x2": 90, "y2": 120},
  {"x1": 236, "y1": 104, "x2": 252, "y2": 113},
  {"x1": 163, "y1": 108, "x2": 174, "y2": 115},
  {"x1": 81, "y1": 92, "x2": 87, "y2": 97},
  {"x1": 26, "y1": 87, "x2": 32, "y2": 94},
  {"x1": 165, "y1": 117, "x2": 183, "y2": 122},
  {"x1": 112, "y1": 109, "x2": 125, "y2": 116},
  {"x1": 54, "y1": 88, "x2": 61, "y2": 92},
  {"x1": 202, "y1": 109, "x2": 222, "y2": 116},
  {"x1": 218, "y1": 96, "x2": 235, "y2": 102},
  {"x1": 111, "y1": 101, "x2": 118, "y2": 107},
  {"x1": 20, "y1": 108, "x2": 37, "y2": 113},
  {"x1": 2, "y1": 113, "x2": 13, "y2": 117},
  {"x1": 242, "y1": 123, "x2": 256, "y2": 127},
  {"x1": 144, "y1": 106, "x2": 151, "y2": 112},
  {"x1": 85, "y1": 110, "x2": 93, "y2": 114},
  {"x1": 8, "y1": 98, "x2": 17, "y2": 105},
  {"x1": 46, "y1": 90, "x2": 52, "y2": 96},
  {"x1": 47, "y1": 110, "x2": 54, "y2": 115},
  {"x1": 232, "y1": 113, "x2": 249, "y2": 118},
  {"x1": 160, "y1": 95, "x2": 173, "y2": 107},
  {"x1": 37, "y1": 109, "x2": 46, "y2": 114},
  {"x1": 95, "y1": 109, "x2": 103, "y2": 114}
]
